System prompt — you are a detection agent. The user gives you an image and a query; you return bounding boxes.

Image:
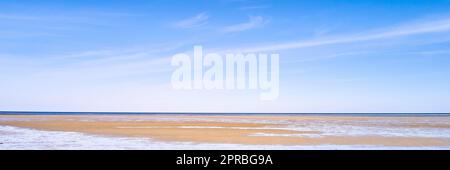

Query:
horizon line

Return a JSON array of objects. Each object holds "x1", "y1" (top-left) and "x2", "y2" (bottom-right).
[{"x1": 1, "y1": 111, "x2": 449, "y2": 115}]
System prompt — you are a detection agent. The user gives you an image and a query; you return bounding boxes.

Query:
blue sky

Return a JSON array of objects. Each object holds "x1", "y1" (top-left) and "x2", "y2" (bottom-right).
[{"x1": 1, "y1": 0, "x2": 450, "y2": 112}]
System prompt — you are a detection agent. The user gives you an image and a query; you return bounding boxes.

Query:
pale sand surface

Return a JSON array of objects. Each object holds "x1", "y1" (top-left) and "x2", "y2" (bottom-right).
[{"x1": 1, "y1": 115, "x2": 450, "y2": 147}]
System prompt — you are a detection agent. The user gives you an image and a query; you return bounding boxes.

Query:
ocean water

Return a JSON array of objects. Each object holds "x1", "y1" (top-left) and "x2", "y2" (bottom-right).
[{"x1": 1, "y1": 111, "x2": 449, "y2": 117}]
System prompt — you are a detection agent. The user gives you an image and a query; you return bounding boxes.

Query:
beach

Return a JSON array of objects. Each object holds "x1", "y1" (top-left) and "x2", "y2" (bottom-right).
[{"x1": 1, "y1": 114, "x2": 450, "y2": 149}]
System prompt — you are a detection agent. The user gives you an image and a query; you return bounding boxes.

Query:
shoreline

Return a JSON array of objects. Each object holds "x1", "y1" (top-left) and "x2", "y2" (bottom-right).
[
  {"x1": 1, "y1": 114, "x2": 450, "y2": 148},
  {"x1": 4, "y1": 125, "x2": 449, "y2": 150}
]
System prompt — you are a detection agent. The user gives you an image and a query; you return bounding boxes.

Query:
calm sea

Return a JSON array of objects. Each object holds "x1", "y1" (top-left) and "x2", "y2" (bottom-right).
[{"x1": 0, "y1": 111, "x2": 449, "y2": 117}]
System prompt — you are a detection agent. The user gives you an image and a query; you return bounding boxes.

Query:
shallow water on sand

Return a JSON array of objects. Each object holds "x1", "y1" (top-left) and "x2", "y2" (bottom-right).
[
  {"x1": 1, "y1": 125, "x2": 449, "y2": 150},
  {"x1": 1, "y1": 114, "x2": 450, "y2": 149}
]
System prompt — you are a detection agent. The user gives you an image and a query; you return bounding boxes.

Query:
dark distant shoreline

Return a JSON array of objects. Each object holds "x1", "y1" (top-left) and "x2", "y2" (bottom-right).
[{"x1": 0, "y1": 111, "x2": 449, "y2": 117}]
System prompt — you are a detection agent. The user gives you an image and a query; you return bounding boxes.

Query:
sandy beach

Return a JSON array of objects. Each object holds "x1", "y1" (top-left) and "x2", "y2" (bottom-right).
[{"x1": 1, "y1": 114, "x2": 450, "y2": 149}]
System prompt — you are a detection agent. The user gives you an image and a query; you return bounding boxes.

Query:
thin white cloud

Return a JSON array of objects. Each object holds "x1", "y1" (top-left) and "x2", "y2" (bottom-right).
[
  {"x1": 412, "y1": 50, "x2": 450, "y2": 56},
  {"x1": 172, "y1": 12, "x2": 209, "y2": 29},
  {"x1": 0, "y1": 14, "x2": 45, "y2": 21},
  {"x1": 235, "y1": 17, "x2": 450, "y2": 52},
  {"x1": 239, "y1": 5, "x2": 269, "y2": 10},
  {"x1": 221, "y1": 16, "x2": 267, "y2": 33}
]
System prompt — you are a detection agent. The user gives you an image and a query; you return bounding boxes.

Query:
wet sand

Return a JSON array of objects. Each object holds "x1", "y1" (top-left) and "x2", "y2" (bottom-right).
[{"x1": 1, "y1": 115, "x2": 450, "y2": 147}]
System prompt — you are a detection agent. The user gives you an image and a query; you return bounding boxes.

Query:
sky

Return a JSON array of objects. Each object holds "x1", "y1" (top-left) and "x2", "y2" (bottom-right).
[{"x1": 1, "y1": 0, "x2": 450, "y2": 113}]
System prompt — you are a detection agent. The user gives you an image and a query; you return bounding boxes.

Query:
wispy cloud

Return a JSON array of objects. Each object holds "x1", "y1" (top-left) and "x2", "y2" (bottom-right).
[
  {"x1": 0, "y1": 13, "x2": 46, "y2": 21},
  {"x1": 236, "y1": 17, "x2": 450, "y2": 52},
  {"x1": 239, "y1": 5, "x2": 269, "y2": 10},
  {"x1": 221, "y1": 16, "x2": 267, "y2": 33},
  {"x1": 0, "y1": 11, "x2": 130, "y2": 24},
  {"x1": 0, "y1": 11, "x2": 136, "y2": 34},
  {"x1": 172, "y1": 12, "x2": 209, "y2": 29},
  {"x1": 411, "y1": 49, "x2": 450, "y2": 56}
]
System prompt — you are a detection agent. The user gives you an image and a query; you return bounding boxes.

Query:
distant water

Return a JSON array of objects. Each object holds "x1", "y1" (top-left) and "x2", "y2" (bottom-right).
[{"x1": 1, "y1": 111, "x2": 449, "y2": 117}]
